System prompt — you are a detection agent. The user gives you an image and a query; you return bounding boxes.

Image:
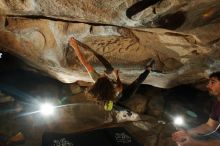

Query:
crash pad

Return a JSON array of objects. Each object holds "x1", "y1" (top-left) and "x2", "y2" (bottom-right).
[{"x1": 42, "y1": 127, "x2": 142, "y2": 146}]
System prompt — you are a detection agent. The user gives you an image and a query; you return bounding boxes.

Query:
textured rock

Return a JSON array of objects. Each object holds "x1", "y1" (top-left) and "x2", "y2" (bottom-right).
[
  {"x1": 124, "y1": 94, "x2": 149, "y2": 114},
  {"x1": 0, "y1": 0, "x2": 220, "y2": 88},
  {"x1": 0, "y1": 0, "x2": 177, "y2": 27}
]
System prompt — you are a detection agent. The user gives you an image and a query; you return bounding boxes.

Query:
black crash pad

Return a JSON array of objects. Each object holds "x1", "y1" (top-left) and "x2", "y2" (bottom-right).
[{"x1": 42, "y1": 127, "x2": 142, "y2": 146}]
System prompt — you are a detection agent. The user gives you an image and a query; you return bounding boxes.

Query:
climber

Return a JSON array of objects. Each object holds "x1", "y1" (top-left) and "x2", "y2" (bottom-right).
[
  {"x1": 68, "y1": 37, "x2": 154, "y2": 111},
  {"x1": 172, "y1": 71, "x2": 220, "y2": 146}
]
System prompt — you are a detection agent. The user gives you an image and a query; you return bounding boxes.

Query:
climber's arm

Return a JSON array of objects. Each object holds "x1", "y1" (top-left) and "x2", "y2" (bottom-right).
[{"x1": 69, "y1": 37, "x2": 100, "y2": 81}]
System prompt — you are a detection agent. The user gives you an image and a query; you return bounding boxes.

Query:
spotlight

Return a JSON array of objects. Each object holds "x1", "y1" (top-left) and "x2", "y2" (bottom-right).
[
  {"x1": 173, "y1": 116, "x2": 186, "y2": 146},
  {"x1": 174, "y1": 116, "x2": 184, "y2": 127},
  {"x1": 39, "y1": 103, "x2": 55, "y2": 116}
]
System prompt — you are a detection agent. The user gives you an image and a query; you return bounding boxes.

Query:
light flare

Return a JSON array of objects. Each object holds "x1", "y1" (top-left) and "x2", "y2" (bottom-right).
[
  {"x1": 174, "y1": 116, "x2": 184, "y2": 126},
  {"x1": 40, "y1": 103, "x2": 55, "y2": 116}
]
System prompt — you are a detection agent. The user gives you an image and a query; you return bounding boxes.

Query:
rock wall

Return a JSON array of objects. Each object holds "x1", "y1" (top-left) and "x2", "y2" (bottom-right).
[{"x1": 0, "y1": 0, "x2": 220, "y2": 88}]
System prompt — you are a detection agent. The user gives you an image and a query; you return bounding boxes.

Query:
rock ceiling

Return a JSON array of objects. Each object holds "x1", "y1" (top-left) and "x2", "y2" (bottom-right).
[{"x1": 0, "y1": 0, "x2": 220, "y2": 88}]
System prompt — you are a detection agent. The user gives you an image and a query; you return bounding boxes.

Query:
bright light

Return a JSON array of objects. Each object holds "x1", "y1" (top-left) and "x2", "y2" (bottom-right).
[
  {"x1": 40, "y1": 103, "x2": 55, "y2": 116},
  {"x1": 174, "y1": 116, "x2": 184, "y2": 126}
]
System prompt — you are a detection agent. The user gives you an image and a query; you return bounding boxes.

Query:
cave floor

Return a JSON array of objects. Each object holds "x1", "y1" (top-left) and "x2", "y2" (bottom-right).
[{"x1": 0, "y1": 94, "x2": 176, "y2": 146}]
